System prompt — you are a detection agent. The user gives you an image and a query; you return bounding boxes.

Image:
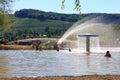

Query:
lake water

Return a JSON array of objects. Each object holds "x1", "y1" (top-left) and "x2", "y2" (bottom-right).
[{"x1": 0, "y1": 49, "x2": 120, "y2": 77}]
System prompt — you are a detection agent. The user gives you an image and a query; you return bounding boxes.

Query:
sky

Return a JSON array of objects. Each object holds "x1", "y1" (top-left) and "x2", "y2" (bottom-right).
[{"x1": 12, "y1": 0, "x2": 120, "y2": 14}]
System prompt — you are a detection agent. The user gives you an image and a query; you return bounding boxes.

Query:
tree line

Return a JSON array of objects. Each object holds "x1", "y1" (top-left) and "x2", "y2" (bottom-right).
[
  {"x1": 1, "y1": 9, "x2": 120, "y2": 41},
  {"x1": 14, "y1": 9, "x2": 80, "y2": 22}
]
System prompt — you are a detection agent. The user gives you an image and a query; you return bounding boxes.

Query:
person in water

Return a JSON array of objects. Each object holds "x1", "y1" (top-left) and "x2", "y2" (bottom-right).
[
  {"x1": 57, "y1": 48, "x2": 59, "y2": 52},
  {"x1": 69, "y1": 48, "x2": 71, "y2": 52},
  {"x1": 105, "y1": 51, "x2": 111, "y2": 58}
]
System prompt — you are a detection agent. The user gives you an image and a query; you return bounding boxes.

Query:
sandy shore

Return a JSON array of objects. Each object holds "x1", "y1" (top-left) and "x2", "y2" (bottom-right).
[
  {"x1": 0, "y1": 75, "x2": 120, "y2": 80},
  {"x1": 0, "y1": 44, "x2": 54, "y2": 50},
  {"x1": 0, "y1": 44, "x2": 33, "y2": 50}
]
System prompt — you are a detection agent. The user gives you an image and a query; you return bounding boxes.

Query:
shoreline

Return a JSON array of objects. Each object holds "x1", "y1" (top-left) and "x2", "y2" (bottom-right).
[
  {"x1": 0, "y1": 44, "x2": 33, "y2": 50},
  {"x1": 0, "y1": 44, "x2": 55, "y2": 50},
  {"x1": 0, "y1": 75, "x2": 120, "y2": 80}
]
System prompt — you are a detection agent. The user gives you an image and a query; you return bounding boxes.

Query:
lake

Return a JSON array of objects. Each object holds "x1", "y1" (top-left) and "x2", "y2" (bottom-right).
[{"x1": 0, "y1": 49, "x2": 120, "y2": 77}]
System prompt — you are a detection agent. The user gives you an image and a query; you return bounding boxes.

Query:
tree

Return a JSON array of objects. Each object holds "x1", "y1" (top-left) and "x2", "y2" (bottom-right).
[
  {"x1": 61, "y1": 0, "x2": 81, "y2": 14},
  {"x1": 0, "y1": 0, "x2": 15, "y2": 29}
]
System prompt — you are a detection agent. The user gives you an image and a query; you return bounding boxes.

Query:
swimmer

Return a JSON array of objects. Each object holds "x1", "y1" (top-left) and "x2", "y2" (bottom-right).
[
  {"x1": 57, "y1": 48, "x2": 59, "y2": 52},
  {"x1": 69, "y1": 48, "x2": 71, "y2": 52},
  {"x1": 105, "y1": 51, "x2": 111, "y2": 58}
]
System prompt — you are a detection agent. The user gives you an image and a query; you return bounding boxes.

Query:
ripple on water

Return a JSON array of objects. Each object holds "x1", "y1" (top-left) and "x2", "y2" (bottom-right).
[{"x1": 0, "y1": 50, "x2": 120, "y2": 77}]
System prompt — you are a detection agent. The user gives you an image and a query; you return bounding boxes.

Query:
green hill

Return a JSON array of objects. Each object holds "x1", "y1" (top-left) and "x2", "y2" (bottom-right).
[
  {"x1": 1, "y1": 9, "x2": 120, "y2": 41},
  {"x1": 0, "y1": 9, "x2": 77, "y2": 40}
]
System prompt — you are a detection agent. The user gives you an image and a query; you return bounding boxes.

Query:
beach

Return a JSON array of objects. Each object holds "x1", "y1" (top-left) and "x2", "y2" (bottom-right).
[{"x1": 0, "y1": 75, "x2": 120, "y2": 80}]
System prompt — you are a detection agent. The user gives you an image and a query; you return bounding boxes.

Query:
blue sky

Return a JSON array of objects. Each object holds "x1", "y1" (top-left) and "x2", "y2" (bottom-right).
[{"x1": 12, "y1": 0, "x2": 120, "y2": 14}]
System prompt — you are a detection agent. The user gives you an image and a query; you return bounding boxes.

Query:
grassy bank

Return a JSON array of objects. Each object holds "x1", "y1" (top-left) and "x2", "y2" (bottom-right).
[{"x1": 0, "y1": 75, "x2": 120, "y2": 80}]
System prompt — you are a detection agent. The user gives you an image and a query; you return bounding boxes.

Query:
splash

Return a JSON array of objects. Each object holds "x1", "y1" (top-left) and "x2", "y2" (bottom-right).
[{"x1": 58, "y1": 15, "x2": 120, "y2": 50}]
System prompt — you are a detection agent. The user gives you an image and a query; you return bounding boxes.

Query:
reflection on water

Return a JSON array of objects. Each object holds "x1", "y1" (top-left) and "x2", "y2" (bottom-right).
[{"x1": 0, "y1": 50, "x2": 120, "y2": 77}]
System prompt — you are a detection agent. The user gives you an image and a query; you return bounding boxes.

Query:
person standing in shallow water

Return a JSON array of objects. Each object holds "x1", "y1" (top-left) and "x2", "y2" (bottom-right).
[
  {"x1": 35, "y1": 40, "x2": 41, "y2": 50},
  {"x1": 105, "y1": 51, "x2": 111, "y2": 58}
]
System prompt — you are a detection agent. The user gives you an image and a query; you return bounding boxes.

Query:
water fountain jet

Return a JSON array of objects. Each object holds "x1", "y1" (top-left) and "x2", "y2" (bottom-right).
[{"x1": 58, "y1": 15, "x2": 120, "y2": 53}]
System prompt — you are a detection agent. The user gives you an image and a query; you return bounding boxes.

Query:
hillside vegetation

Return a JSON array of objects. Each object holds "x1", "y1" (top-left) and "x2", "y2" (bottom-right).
[{"x1": 0, "y1": 9, "x2": 120, "y2": 41}]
